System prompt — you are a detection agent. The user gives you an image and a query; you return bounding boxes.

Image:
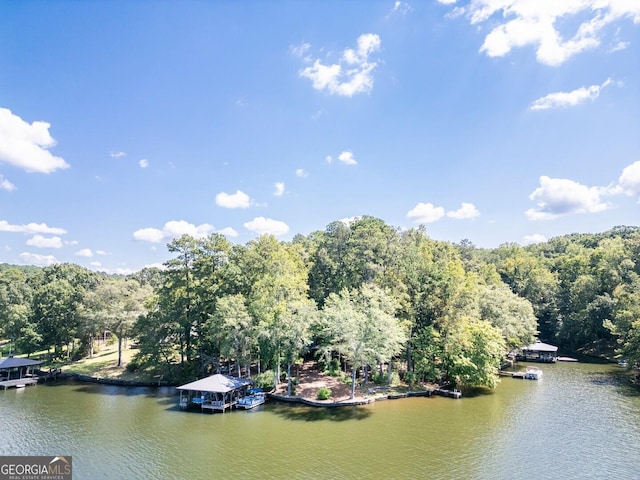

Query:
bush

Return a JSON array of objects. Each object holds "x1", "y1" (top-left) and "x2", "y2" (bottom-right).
[
  {"x1": 404, "y1": 371, "x2": 417, "y2": 388},
  {"x1": 328, "y1": 358, "x2": 341, "y2": 376},
  {"x1": 125, "y1": 360, "x2": 139, "y2": 373},
  {"x1": 317, "y1": 387, "x2": 331, "y2": 400},
  {"x1": 253, "y1": 370, "x2": 275, "y2": 390}
]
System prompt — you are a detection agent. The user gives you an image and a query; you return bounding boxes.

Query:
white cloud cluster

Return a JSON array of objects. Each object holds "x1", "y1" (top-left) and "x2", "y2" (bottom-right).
[
  {"x1": 297, "y1": 33, "x2": 382, "y2": 97},
  {"x1": 389, "y1": 1, "x2": 413, "y2": 17},
  {"x1": 26, "y1": 235, "x2": 63, "y2": 249},
  {"x1": 244, "y1": 217, "x2": 289, "y2": 237},
  {"x1": 133, "y1": 220, "x2": 215, "y2": 243},
  {"x1": 447, "y1": 202, "x2": 480, "y2": 219},
  {"x1": 139, "y1": 159, "x2": 149, "y2": 168},
  {"x1": 0, "y1": 220, "x2": 67, "y2": 235},
  {"x1": 617, "y1": 160, "x2": 640, "y2": 197},
  {"x1": 526, "y1": 161, "x2": 640, "y2": 220},
  {"x1": 530, "y1": 78, "x2": 613, "y2": 110},
  {"x1": 19, "y1": 252, "x2": 59, "y2": 266},
  {"x1": 443, "y1": 1, "x2": 640, "y2": 66},
  {"x1": 215, "y1": 190, "x2": 252, "y2": 208},
  {"x1": 274, "y1": 182, "x2": 285, "y2": 197},
  {"x1": 407, "y1": 202, "x2": 479, "y2": 223},
  {"x1": 338, "y1": 151, "x2": 357, "y2": 165},
  {"x1": 0, "y1": 175, "x2": 16, "y2": 192},
  {"x1": 526, "y1": 176, "x2": 610, "y2": 220},
  {"x1": 0, "y1": 107, "x2": 70, "y2": 173},
  {"x1": 327, "y1": 151, "x2": 358, "y2": 166},
  {"x1": 110, "y1": 151, "x2": 126, "y2": 158}
]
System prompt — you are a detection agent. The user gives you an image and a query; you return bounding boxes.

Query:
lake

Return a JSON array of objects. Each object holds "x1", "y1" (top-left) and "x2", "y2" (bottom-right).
[{"x1": 1, "y1": 362, "x2": 639, "y2": 479}]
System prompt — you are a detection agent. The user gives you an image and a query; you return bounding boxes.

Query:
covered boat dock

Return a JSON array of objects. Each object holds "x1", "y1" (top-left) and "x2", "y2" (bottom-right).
[
  {"x1": 517, "y1": 341, "x2": 558, "y2": 363},
  {"x1": 0, "y1": 356, "x2": 42, "y2": 390},
  {"x1": 177, "y1": 374, "x2": 253, "y2": 413}
]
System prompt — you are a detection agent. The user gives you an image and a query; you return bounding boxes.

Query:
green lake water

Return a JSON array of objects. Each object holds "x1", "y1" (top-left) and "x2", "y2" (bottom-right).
[{"x1": 1, "y1": 362, "x2": 639, "y2": 479}]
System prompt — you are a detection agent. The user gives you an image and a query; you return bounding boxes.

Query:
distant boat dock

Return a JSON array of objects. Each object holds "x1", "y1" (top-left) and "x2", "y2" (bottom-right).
[{"x1": 0, "y1": 356, "x2": 42, "y2": 390}]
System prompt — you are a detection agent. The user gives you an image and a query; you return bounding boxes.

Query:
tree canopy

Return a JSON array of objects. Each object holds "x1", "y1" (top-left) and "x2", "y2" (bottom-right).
[{"x1": 2, "y1": 221, "x2": 639, "y2": 389}]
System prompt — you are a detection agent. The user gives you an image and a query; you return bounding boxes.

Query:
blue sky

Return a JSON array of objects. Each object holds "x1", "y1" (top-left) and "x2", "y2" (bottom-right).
[{"x1": 1, "y1": 1, "x2": 639, "y2": 274}]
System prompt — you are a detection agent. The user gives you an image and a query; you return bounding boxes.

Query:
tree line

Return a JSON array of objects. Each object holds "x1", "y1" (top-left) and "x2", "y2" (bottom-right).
[{"x1": 1, "y1": 218, "x2": 638, "y2": 394}]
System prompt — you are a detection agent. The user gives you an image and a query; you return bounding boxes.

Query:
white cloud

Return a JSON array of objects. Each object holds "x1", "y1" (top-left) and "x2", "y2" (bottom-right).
[
  {"x1": 244, "y1": 217, "x2": 290, "y2": 237},
  {"x1": 0, "y1": 107, "x2": 70, "y2": 173},
  {"x1": 338, "y1": 151, "x2": 357, "y2": 165},
  {"x1": 133, "y1": 220, "x2": 215, "y2": 243},
  {"x1": 0, "y1": 176, "x2": 16, "y2": 191},
  {"x1": 389, "y1": 1, "x2": 413, "y2": 16},
  {"x1": 19, "y1": 252, "x2": 59, "y2": 266},
  {"x1": 530, "y1": 78, "x2": 613, "y2": 110},
  {"x1": 447, "y1": 202, "x2": 480, "y2": 219},
  {"x1": 290, "y1": 43, "x2": 311, "y2": 61},
  {"x1": 274, "y1": 182, "x2": 285, "y2": 197},
  {"x1": 296, "y1": 168, "x2": 308, "y2": 178},
  {"x1": 340, "y1": 216, "x2": 361, "y2": 226},
  {"x1": 523, "y1": 233, "x2": 548, "y2": 245},
  {"x1": 26, "y1": 235, "x2": 63, "y2": 249},
  {"x1": 445, "y1": 1, "x2": 640, "y2": 66},
  {"x1": 217, "y1": 227, "x2": 239, "y2": 238},
  {"x1": 75, "y1": 248, "x2": 93, "y2": 257},
  {"x1": 139, "y1": 159, "x2": 149, "y2": 168},
  {"x1": 617, "y1": 160, "x2": 640, "y2": 197},
  {"x1": 110, "y1": 151, "x2": 126, "y2": 158},
  {"x1": 407, "y1": 202, "x2": 446, "y2": 223},
  {"x1": 325, "y1": 155, "x2": 333, "y2": 164},
  {"x1": 215, "y1": 190, "x2": 252, "y2": 208},
  {"x1": 526, "y1": 176, "x2": 610, "y2": 220},
  {"x1": 163, "y1": 220, "x2": 214, "y2": 239},
  {"x1": 96, "y1": 250, "x2": 107, "y2": 256},
  {"x1": 298, "y1": 33, "x2": 382, "y2": 97},
  {"x1": 90, "y1": 261, "x2": 102, "y2": 267},
  {"x1": 0, "y1": 220, "x2": 67, "y2": 235},
  {"x1": 133, "y1": 228, "x2": 165, "y2": 243}
]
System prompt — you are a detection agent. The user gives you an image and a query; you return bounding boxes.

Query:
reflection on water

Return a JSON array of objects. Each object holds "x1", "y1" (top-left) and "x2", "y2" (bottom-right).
[
  {"x1": 1, "y1": 362, "x2": 639, "y2": 479},
  {"x1": 269, "y1": 401, "x2": 373, "y2": 422}
]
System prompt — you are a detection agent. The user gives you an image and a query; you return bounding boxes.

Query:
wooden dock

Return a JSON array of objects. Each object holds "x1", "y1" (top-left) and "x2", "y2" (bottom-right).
[
  {"x1": 0, "y1": 377, "x2": 39, "y2": 390},
  {"x1": 433, "y1": 388, "x2": 462, "y2": 399}
]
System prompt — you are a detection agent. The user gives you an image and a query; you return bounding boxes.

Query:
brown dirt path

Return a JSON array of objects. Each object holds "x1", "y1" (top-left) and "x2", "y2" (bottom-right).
[{"x1": 273, "y1": 361, "x2": 360, "y2": 402}]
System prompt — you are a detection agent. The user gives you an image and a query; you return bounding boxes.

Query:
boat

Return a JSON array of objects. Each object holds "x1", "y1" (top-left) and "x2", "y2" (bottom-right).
[
  {"x1": 524, "y1": 366, "x2": 543, "y2": 380},
  {"x1": 237, "y1": 394, "x2": 265, "y2": 409}
]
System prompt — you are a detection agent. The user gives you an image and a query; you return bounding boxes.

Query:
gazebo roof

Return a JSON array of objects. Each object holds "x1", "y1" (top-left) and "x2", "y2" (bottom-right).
[
  {"x1": 521, "y1": 341, "x2": 558, "y2": 352},
  {"x1": 0, "y1": 357, "x2": 42, "y2": 369},
  {"x1": 177, "y1": 374, "x2": 251, "y2": 393}
]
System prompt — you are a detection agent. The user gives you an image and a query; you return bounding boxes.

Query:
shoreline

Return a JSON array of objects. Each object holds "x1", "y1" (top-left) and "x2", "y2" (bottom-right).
[{"x1": 40, "y1": 372, "x2": 461, "y2": 404}]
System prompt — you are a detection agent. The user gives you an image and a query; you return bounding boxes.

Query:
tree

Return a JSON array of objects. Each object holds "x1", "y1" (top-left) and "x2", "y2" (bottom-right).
[
  {"x1": 31, "y1": 264, "x2": 98, "y2": 358},
  {"x1": 445, "y1": 318, "x2": 505, "y2": 389},
  {"x1": 478, "y1": 284, "x2": 537, "y2": 350},
  {"x1": 237, "y1": 235, "x2": 315, "y2": 388},
  {"x1": 208, "y1": 294, "x2": 255, "y2": 378},
  {"x1": 0, "y1": 268, "x2": 40, "y2": 356},
  {"x1": 321, "y1": 284, "x2": 407, "y2": 399}
]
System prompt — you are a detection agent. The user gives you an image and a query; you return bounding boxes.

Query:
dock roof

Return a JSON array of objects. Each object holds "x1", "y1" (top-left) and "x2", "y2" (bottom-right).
[
  {"x1": 177, "y1": 374, "x2": 251, "y2": 393},
  {"x1": 521, "y1": 341, "x2": 558, "y2": 352},
  {"x1": 0, "y1": 357, "x2": 42, "y2": 370}
]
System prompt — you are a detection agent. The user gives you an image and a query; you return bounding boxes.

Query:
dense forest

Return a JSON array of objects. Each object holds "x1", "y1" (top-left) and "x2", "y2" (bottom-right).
[{"x1": 1, "y1": 218, "x2": 639, "y2": 393}]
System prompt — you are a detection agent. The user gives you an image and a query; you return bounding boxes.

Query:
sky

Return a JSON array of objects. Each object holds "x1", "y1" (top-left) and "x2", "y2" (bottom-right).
[{"x1": 0, "y1": 1, "x2": 639, "y2": 274}]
